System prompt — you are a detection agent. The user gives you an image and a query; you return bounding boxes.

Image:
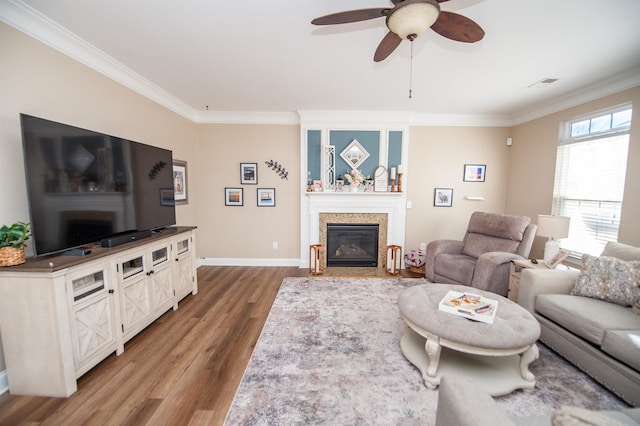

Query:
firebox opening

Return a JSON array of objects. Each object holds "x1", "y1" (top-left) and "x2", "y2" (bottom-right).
[{"x1": 326, "y1": 223, "x2": 379, "y2": 267}]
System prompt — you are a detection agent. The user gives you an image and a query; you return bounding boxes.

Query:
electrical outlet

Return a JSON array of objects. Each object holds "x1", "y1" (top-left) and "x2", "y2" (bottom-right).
[
  {"x1": 420, "y1": 243, "x2": 426, "y2": 250},
  {"x1": 272, "y1": 242, "x2": 278, "y2": 249}
]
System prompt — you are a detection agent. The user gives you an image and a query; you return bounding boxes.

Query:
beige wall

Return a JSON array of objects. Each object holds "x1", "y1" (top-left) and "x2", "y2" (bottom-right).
[
  {"x1": 404, "y1": 126, "x2": 512, "y2": 251},
  {"x1": 195, "y1": 124, "x2": 300, "y2": 260},
  {"x1": 507, "y1": 86, "x2": 640, "y2": 258},
  {"x1": 0, "y1": 23, "x2": 198, "y2": 374},
  {"x1": 2, "y1": 19, "x2": 639, "y2": 383}
]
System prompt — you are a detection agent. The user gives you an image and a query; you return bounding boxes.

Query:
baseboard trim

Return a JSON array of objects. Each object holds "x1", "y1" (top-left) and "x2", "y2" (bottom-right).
[
  {"x1": 0, "y1": 369, "x2": 8, "y2": 395},
  {"x1": 197, "y1": 257, "x2": 301, "y2": 268}
]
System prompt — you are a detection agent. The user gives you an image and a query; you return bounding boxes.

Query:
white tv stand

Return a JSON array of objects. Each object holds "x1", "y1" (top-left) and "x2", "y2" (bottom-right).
[{"x1": 0, "y1": 226, "x2": 197, "y2": 397}]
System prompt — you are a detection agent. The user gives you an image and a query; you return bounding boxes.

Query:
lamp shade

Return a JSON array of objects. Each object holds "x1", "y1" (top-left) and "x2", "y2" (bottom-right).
[
  {"x1": 537, "y1": 215, "x2": 570, "y2": 239},
  {"x1": 387, "y1": 0, "x2": 440, "y2": 40}
]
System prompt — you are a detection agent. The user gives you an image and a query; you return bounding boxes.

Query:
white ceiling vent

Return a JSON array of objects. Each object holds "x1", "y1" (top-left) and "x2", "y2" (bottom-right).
[{"x1": 528, "y1": 78, "x2": 559, "y2": 89}]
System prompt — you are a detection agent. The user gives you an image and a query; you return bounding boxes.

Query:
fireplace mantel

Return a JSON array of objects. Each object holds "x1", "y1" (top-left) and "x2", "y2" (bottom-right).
[
  {"x1": 300, "y1": 191, "x2": 407, "y2": 267},
  {"x1": 305, "y1": 192, "x2": 404, "y2": 197}
]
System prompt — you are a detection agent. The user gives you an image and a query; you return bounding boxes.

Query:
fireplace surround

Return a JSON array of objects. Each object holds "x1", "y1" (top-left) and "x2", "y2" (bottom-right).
[{"x1": 302, "y1": 192, "x2": 406, "y2": 268}]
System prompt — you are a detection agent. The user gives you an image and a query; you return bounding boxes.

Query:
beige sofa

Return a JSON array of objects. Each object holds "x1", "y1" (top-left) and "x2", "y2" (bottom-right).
[
  {"x1": 518, "y1": 242, "x2": 640, "y2": 407},
  {"x1": 435, "y1": 375, "x2": 640, "y2": 426}
]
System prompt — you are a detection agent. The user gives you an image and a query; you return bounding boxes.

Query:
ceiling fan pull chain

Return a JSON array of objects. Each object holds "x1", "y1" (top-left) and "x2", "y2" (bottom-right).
[{"x1": 409, "y1": 38, "x2": 414, "y2": 99}]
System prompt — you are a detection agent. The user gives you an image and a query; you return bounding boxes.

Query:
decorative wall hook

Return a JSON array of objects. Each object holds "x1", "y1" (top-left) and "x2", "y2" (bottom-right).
[{"x1": 265, "y1": 160, "x2": 288, "y2": 180}]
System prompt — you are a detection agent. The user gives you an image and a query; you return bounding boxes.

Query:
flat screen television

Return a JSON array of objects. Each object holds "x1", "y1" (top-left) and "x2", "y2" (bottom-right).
[{"x1": 20, "y1": 114, "x2": 176, "y2": 257}]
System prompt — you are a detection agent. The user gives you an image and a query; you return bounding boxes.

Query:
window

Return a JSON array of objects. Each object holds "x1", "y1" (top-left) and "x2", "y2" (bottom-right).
[{"x1": 552, "y1": 106, "x2": 632, "y2": 256}]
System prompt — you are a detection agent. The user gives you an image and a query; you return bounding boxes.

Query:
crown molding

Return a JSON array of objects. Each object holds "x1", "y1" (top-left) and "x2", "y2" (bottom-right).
[
  {"x1": 2, "y1": 0, "x2": 637, "y2": 128},
  {"x1": 298, "y1": 110, "x2": 411, "y2": 128},
  {"x1": 0, "y1": 0, "x2": 196, "y2": 121},
  {"x1": 510, "y1": 66, "x2": 640, "y2": 125},
  {"x1": 0, "y1": 1, "x2": 511, "y2": 127},
  {"x1": 193, "y1": 110, "x2": 299, "y2": 125},
  {"x1": 409, "y1": 113, "x2": 513, "y2": 127}
]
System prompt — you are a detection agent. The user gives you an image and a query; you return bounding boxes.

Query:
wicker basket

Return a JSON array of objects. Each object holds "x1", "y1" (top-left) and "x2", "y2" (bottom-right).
[
  {"x1": 409, "y1": 265, "x2": 425, "y2": 274},
  {"x1": 0, "y1": 247, "x2": 26, "y2": 267}
]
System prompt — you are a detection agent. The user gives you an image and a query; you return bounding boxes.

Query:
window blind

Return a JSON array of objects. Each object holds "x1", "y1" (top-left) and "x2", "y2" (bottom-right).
[{"x1": 551, "y1": 107, "x2": 631, "y2": 256}]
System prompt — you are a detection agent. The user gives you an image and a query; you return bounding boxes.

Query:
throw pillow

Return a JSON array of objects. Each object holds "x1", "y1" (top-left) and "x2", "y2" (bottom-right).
[
  {"x1": 570, "y1": 254, "x2": 640, "y2": 307},
  {"x1": 552, "y1": 406, "x2": 627, "y2": 426}
]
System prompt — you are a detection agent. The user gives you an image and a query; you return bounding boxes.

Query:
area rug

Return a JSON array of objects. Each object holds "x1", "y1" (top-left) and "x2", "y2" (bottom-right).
[{"x1": 224, "y1": 277, "x2": 628, "y2": 425}]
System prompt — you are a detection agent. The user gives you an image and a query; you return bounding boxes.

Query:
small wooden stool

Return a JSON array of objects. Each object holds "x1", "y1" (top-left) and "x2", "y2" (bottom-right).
[
  {"x1": 386, "y1": 245, "x2": 402, "y2": 275},
  {"x1": 309, "y1": 244, "x2": 325, "y2": 275}
]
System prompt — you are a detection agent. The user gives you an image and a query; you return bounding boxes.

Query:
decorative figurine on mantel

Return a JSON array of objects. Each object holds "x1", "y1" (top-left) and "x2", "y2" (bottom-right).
[
  {"x1": 390, "y1": 167, "x2": 397, "y2": 192},
  {"x1": 306, "y1": 171, "x2": 313, "y2": 192}
]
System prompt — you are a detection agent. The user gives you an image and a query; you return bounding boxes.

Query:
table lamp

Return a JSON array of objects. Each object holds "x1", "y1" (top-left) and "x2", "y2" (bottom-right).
[{"x1": 537, "y1": 215, "x2": 571, "y2": 263}]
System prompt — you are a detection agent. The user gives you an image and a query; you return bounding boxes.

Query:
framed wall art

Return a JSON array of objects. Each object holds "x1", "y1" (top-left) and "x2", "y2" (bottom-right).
[
  {"x1": 257, "y1": 188, "x2": 276, "y2": 207},
  {"x1": 172, "y1": 160, "x2": 188, "y2": 204},
  {"x1": 160, "y1": 189, "x2": 175, "y2": 206},
  {"x1": 225, "y1": 187, "x2": 243, "y2": 206},
  {"x1": 240, "y1": 162, "x2": 258, "y2": 184},
  {"x1": 463, "y1": 164, "x2": 486, "y2": 182},
  {"x1": 373, "y1": 165, "x2": 388, "y2": 192},
  {"x1": 434, "y1": 188, "x2": 453, "y2": 207},
  {"x1": 545, "y1": 249, "x2": 570, "y2": 269}
]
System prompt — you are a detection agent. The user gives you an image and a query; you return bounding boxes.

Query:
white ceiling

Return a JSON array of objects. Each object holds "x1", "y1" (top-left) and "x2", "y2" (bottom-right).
[{"x1": 3, "y1": 0, "x2": 640, "y2": 125}]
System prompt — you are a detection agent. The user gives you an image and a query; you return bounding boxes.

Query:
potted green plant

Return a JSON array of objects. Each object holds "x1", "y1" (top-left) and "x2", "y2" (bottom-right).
[{"x1": 0, "y1": 221, "x2": 31, "y2": 266}]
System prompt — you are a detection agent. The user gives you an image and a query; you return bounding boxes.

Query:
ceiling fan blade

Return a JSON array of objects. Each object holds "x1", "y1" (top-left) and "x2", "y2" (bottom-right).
[
  {"x1": 431, "y1": 11, "x2": 484, "y2": 43},
  {"x1": 374, "y1": 31, "x2": 402, "y2": 62},
  {"x1": 312, "y1": 8, "x2": 390, "y2": 25}
]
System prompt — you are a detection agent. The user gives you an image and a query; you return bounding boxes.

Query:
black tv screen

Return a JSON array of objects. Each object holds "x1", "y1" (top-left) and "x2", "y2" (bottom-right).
[{"x1": 20, "y1": 114, "x2": 176, "y2": 257}]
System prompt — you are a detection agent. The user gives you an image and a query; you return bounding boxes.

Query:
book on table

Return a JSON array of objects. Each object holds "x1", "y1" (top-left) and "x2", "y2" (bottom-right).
[{"x1": 438, "y1": 291, "x2": 499, "y2": 324}]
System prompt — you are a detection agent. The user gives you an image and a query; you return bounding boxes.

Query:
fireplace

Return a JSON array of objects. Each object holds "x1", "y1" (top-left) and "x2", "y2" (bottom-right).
[
  {"x1": 303, "y1": 193, "x2": 405, "y2": 269},
  {"x1": 326, "y1": 223, "x2": 379, "y2": 267}
]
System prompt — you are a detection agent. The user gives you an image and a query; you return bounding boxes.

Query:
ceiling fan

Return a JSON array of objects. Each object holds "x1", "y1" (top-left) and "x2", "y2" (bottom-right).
[{"x1": 311, "y1": 0, "x2": 484, "y2": 62}]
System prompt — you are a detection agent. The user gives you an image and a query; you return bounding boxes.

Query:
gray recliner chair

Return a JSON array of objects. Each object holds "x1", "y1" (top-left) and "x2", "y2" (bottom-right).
[{"x1": 424, "y1": 211, "x2": 537, "y2": 296}]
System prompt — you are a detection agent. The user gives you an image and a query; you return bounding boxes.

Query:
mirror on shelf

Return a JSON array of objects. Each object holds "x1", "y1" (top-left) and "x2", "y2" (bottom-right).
[{"x1": 340, "y1": 139, "x2": 370, "y2": 170}]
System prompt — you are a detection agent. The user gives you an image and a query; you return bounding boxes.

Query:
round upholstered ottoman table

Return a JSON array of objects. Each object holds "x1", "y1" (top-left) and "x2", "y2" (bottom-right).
[{"x1": 398, "y1": 283, "x2": 540, "y2": 396}]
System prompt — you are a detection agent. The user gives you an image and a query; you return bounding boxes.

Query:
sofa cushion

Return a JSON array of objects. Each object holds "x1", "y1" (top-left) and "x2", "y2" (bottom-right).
[
  {"x1": 551, "y1": 405, "x2": 638, "y2": 425},
  {"x1": 462, "y1": 233, "x2": 521, "y2": 259},
  {"x1": 601, "y1": 241, "x2": 640, "y2": 261},
  {"x1": 466, "y1": 211, "x2": 530, "y2": 241},
  {"x1": 570, "y1": 255, "x2": 640, "y2": 307},
  {"x1": 535, "y1": 294, "x2": 640, "y2": 346},
  {"x1": 435, "y1": 254, "x2": 476, "y2": 284},
  {"x1": 601, "y1": 329, "x2": 640, "y2": 371}
]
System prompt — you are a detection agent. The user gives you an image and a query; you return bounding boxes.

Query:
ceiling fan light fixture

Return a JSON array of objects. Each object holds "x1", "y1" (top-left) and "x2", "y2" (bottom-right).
[{"x1": 386, "y1": 0, "x2": 440, "y2": 40}]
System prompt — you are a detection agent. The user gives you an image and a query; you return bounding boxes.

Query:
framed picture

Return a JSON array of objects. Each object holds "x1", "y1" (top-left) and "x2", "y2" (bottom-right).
[
  {"x1": 463, "y1": 164, "x2": 486, "y2": 182},
  {"x1": 257, "y1": 188, "x2": 276, "y2": 207},
  {"x1": 172, "y1": 160, "x2": 188, "y2": 204},
  {"x1": 225, "y1": 187, "x2": 243, "y2": 206},
  {"x1": 159, "y1": 188, "x2": 175, "y2": 206},
  {"x1": 545, "y1": 249, "x2": 570, "y2": 269},
  {"x1": 434, "y1": 188, "x2": 453, "y2": 207},
  {"x1": 313, "y1": 180, "x2": 323, "y2": 192},
  {"x1": 240, "y1": 162, "x2": 258, "y2": 184}
]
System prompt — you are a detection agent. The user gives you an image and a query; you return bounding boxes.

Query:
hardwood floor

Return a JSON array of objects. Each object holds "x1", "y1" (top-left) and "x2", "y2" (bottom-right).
[{"x1": 0, "y1": 266, "x2": 422, "y2": 425}]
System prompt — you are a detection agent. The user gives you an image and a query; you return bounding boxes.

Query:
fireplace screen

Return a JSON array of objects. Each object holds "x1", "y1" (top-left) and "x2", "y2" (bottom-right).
[{"x1": 326, "y1": 223, "x2": 379, "y2": 267}]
